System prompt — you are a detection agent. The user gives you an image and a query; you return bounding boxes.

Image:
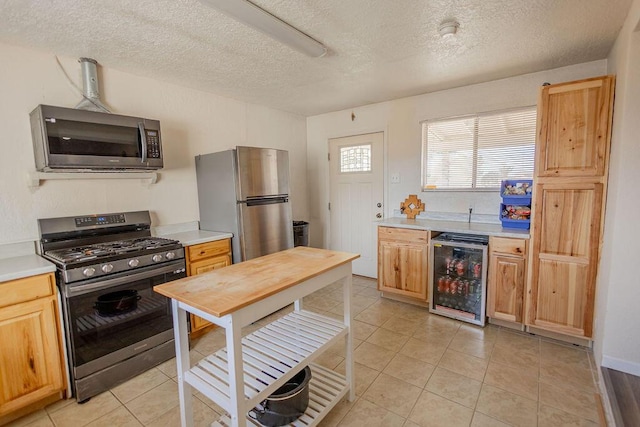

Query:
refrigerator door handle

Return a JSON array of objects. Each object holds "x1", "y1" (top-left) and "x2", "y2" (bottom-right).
[{"x1": 242, "y1": 196, "x2": 289, "y2": 206}]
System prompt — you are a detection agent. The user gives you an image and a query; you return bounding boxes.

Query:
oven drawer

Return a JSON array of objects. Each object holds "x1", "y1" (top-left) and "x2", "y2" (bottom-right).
[
  {"x1": 0, "y1": 273, "x2": 55, "y2": 308},
  {"x1": 187, "y1": 239, "x2": 231, "y2": 263}
]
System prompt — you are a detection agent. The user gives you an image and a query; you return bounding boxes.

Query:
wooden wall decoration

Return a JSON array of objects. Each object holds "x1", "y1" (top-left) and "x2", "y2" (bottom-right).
[{"x1": 400, "y1": 194, "x2": 425, "y2": 219}]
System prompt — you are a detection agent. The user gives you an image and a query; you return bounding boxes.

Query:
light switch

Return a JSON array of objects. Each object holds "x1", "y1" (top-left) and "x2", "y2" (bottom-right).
[{"x1": 390, "y1": 173, "x2": 400, "y2": 184}]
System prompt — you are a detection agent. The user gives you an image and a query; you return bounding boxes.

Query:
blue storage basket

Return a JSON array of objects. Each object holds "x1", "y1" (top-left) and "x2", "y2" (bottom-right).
[
  {"x1": 501, "y1": 180, "x2": 533, "y2": 204},
  {"x1": 500, "y1": 217, "x2": 531, "y2": 230}
]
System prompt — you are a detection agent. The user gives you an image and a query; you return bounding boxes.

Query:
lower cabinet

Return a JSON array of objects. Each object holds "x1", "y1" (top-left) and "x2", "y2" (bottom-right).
[
  {"x1": 186, "y1": 239, "x2": 232, "y2": 337},
  {"x1": 377, "y1": 226, "x2": 429, "y2": 301},
  {"x1": 487, "y1": 237, "x2": 527, "y2": 325},
  {"x1": 0, "y1": 273, "x2": 66, "y2": 422}
]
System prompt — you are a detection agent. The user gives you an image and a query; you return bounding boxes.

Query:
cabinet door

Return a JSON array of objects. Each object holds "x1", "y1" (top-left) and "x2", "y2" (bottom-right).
[
  {"x1": 536, "y1": 76, "x2": 614, "y2": 178},
  {"x1": 189, "y1": 254, "x2": 232, "y2": 276},
  {"x1": 488, "y1": 254, "x2": 524, "y2": 323},
  {"x1": 0, "y1": 297, "x2": 64, "y2": 416},
  {"x1": 527, "y1": 182, "x2": 603, "y2": 338},
  {"x1": 378, "y1": 240, "x2": 428, "y2": 300}
]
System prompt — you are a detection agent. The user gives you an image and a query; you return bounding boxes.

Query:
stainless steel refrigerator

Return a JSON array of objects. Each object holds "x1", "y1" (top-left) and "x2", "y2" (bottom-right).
[{"x1": 195, "y1": 146, "x2": 294, "y2": 262}]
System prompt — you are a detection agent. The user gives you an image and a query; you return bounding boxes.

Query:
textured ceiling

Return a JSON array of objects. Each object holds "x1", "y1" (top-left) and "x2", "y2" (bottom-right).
[{"x1": 0, "y1": 0, "x2": 633, "y2": 116}]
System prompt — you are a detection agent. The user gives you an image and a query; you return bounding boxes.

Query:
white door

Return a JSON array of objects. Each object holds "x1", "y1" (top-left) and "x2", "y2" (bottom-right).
[{"x1": 329, "y1": 132, "x2": 384, "y2": 278}]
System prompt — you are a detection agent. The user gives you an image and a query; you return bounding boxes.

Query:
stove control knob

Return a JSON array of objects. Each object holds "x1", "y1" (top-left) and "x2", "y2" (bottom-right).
[
  {"x1": 166, "y1": 251, "x2": 176, "y2": 260},
  {"x1": 128, "y1": 259, "x2": 140, "y2": 268},
  {"x1": 83, "y1": 267, "x2": 96, "y2": 277},
  {"x1": 152, "y1": 254, "x2": 163, "y2": 262},
  {"x1": 101, "y1": 264, "x2": 114, "y2": 273}
]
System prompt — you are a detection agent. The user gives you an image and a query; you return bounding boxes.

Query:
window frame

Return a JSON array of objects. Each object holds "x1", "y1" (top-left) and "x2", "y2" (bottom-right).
[{"x1": 421, "y1": 106, "x2": 537, "y2": 192}]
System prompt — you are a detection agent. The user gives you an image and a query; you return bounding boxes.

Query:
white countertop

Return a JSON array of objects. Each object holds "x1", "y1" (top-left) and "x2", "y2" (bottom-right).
[
  {"x1": 378, "y1": 217, "x2": 530, "y2": 239},
  {"x1": 158, "y1": 230, "x2": 233, "y2": 246},
  {"x1": 0, "y1": 254, "x2": 56, "y2": 283}
]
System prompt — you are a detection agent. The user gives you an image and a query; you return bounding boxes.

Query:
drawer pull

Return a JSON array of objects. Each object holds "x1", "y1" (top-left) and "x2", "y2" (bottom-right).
[{"x1": 200, "y1": 251, "x2": 206, "y2": 255}]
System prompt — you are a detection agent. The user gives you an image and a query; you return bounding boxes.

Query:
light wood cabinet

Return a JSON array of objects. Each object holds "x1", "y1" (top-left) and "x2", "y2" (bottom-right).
[
  {"x1": 527, "y1": 75, "x2": 614, "y2": 340},
  {"x1": 186, "y1": 239, "x2": 232, "y2": 337},
  {"x1": 378, "y1": 227, "x2": 429, "y2": 301},
  {"x1": 488, "y1": 237, "x2": 527, "y2": 324},
  {"x1": 0, "y1": 273, "x2": 66, "y2": 421}
]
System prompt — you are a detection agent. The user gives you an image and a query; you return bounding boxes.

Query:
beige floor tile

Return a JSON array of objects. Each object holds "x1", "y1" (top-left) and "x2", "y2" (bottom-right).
[
  {"x1": 125, "y1": 380, "x2": 180, "y2": 425},
  {"x1": 538, "y1": 381, "x2": 600, "y2": 422},
  {"x1": 470, "y1": 411, "x2": 511, "y2": 427},
  {"x1": 336, "y1": 398, "x2": 405, "y2": 427},
  {"x1": 422, "y1": 314, "x2": 461, "y2": 330},
  {"x1": 7, "y1": 414, "x2": 54, "y2": 427},
  {"x1": 381, "y1": 316, "x2": 421, "y2": 336},
  {"x1": 425, "y1": 367, "x2": 482, "y2": 408},
  {"x1": 84, "y1": 406, "x2": 142, "y2": 427},
  {"x1": 354, "y1": 307, "x2": 394, "y2": 327},
  {"x1": 448, "y1": 334, "x2": 494, "y2": 359},
  {"x1": 357, "y1": 287, "x2": 382, "y2": 298},
  {"x1": 408, "y1": 391, "x2": 474, "y2": 427},
  {"x1": 335, "y1": 361, "x2": 381, "y2": 396},
  {"x1": 393, "y1": 306, "x2": 431, "y2": 323},
  {"x1": 351, "y1": 320, "x2": 378, "y2": 341},
  {"x1": 537, "y1": 403, "x2": 600, "y2": 427},
  {"x1": 383, "y1": 353, "x2": 435, "y2": 388},
  {"x1": 44, "y1": 398, "x2": 75, "y2": 415},
  {"x1": 475, "y1": 384, "x2": 537, "y2": 427},
  {"x1": 315, "y1": 350, "x2": 345, "y2": 370},
  {"x1": 490, "y1": 344, "x2": 540, "y2": 375},
  {"x1": 156, "y1": 349, "x2": 206, "y2": 379},
  {"x1": 318, "y1": 396, "x2": 359, "y2": 427},
  {"x1": 48, "y1": 392, "x2": 121, "y2": 427},
  {"x1": 399, "y1": 338, "x2": 447, "y2": 365},
  {"x1": 437, "y1": 349, "x2": 488, "y2": 382},
  {"x1": 6, "y1": 409, "x2": 49, "y2": 427},
  {"x1": 110, "y1": 368, "x2": 170, "y2": 404},
  {"x1": 191, "y1": 330, "x2": 227, "y2": 355},
  {"x1": 540, "y1": 340, "x2": 591, "y2": 370},
  {"x1": 539, "y1": 359, "x2": 596, "y2": 392},
  {"x1": 145, "y1": 395, "x2": 218, "y2": 427},
  {"x1": 303, "y1": 295, "x2": 341, "y2": 312},
  {"x1": 353, "y1": 341, "x2": 395, "y2": 371},
  {"x1": 484, "y1": 361, "x2": 538, "y2": 401},
  {"x1": 402, "y1": 421, "x2": 420, "y2": 427},
  {"x1": 362, "y1": 373, "x2": 422, "y2": 418},
  {"x1": 495, "y1": 330, "x2": 540, "y2": 354},
  {"x1": 456, "y1": 323, "x2": 499, "y2": 343},
  {"x1": 327, "y1": 336, "x2": 363, "y2": 356},
  {"x1": 366, "y1": 328, "x2": 410, "y2": 352},
  {"x1": 412, "y1": 323, "x2": 458, "y2": 346}
]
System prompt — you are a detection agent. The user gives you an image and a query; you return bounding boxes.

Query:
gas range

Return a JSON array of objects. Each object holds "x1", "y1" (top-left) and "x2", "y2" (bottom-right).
[{"x1": 39, "y1": 211, "x2": 185, "y2": 284}]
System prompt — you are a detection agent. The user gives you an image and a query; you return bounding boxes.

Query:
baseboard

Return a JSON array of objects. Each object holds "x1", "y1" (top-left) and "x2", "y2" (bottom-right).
[
  {"x1": 602, "y1": 355, "x2": 640, "y2": 376},
  {"x1": 600, "y1": 367, "x2": 622, "y2": 427}
]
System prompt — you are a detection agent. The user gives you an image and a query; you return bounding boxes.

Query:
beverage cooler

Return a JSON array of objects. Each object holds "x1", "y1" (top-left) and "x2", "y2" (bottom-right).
[{"x1": 429, "y1": 233, "x2": 489, "y2": 326}]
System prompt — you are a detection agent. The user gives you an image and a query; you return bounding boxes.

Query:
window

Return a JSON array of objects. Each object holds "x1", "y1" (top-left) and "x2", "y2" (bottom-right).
[
  {"x1": 421, "y1": 107, "x2": 537, "y2": 190},
  {"x1": 340, "y1": 144, "x2": 371, "y2": 173}
]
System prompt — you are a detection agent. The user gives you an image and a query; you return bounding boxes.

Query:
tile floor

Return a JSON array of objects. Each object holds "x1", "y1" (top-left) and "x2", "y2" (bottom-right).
[{"x1": 8, "y1": 275, "x2": 602, "y2": 427}]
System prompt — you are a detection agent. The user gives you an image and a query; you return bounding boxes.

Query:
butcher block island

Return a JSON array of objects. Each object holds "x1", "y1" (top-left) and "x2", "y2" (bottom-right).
[{"x1": 154, "y1": 247, "x2": 359, "y2": 427}]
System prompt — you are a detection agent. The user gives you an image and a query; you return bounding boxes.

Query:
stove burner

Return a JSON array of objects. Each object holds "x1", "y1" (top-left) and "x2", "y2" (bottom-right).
[{"x1": 45, "y1": 237, "x2": 181, "y2": 264}]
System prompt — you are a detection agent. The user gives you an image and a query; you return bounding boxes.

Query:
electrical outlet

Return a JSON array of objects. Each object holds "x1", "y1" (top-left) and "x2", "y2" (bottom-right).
[{"x1": 390, "y1": 173, "x2": 400, "y2": 184}]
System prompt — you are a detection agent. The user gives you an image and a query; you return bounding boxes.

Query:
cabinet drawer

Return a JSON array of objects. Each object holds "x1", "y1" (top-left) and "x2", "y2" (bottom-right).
[
  {"x1": 490, "y1": 237, "x2": 527, "y2": 257},
  {"x1": 0, "y1": 273, "x2": 55, "y2": 309},
  {"x1": 187, "y1": 239, "x2": 231, "y2": 262},
  {"x1": 378, "y1": 227, "x2": 429, "y2": 244}
]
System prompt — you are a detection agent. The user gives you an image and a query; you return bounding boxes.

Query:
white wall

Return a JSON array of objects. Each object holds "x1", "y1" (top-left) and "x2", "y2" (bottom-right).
[
  {"x1": 597, "y1": 0, "x2": 640, "y2": 375},
  {"x1": 306, "y1": 61, "x2": 607, "y2": 248},
  {"x1": 0, "y1": 43, "x2": 308, "y2": 247}
]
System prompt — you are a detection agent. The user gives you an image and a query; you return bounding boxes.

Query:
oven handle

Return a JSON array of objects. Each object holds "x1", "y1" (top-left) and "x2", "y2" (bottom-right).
[
  {"x1": 65, "y1": 261, "x2": 185, "y2": 297},
  {"x1": 138, "y1": 122, "x2": 148, "y2": 164}
]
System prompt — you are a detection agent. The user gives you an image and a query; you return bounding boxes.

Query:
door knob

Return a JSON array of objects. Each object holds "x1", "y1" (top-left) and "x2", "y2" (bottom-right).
[
  {"x1": 377, "y1": 203, "x2": 382, "y2": 208},
  {"x1": 376, "y1": 213, "x2": 382, "y2": 218}
]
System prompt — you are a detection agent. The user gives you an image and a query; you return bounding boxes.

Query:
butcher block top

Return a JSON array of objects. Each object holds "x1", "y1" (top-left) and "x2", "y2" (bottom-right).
[{"x1": 154, "y1": 246, "x2": 359, "y2": 317}]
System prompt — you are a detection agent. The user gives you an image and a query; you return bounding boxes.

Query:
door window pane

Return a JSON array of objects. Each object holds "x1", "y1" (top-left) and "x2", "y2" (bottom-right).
[{"x1": 340, "y1": 144, "x2": 371, "y2": 173}]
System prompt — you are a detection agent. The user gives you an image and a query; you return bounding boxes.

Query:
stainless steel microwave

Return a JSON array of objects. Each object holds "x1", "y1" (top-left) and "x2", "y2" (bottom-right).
[{"x1": 30, "y1": 105, "x2": 163, "y2": 171}]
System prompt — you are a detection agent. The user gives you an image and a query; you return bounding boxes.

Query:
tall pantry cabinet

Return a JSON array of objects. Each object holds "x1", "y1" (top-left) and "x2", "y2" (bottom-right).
[{"x1": 526, "y1": 76, "x2": 615, "y2": 339}]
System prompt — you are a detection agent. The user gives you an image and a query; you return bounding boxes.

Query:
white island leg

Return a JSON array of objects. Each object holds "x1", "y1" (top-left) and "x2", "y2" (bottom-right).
[
  {"x1": 172, "y1": 300, "x2": 194, "y2": 427},
  {"x1": 225, "y1": 317, "x2": 245, "y2": 427},
  {"x1": 343, "y1": 273, "x2": 355, "y2": 402}
]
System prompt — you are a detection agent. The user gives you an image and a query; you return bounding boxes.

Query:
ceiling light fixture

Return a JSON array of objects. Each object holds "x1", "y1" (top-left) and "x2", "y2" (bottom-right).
[
  {"x1": 438, "y1": 20, "x2": 459, "y2": 38},
  {"x1": 199, "y1": 0, "x2": 328, "y2": 57}
]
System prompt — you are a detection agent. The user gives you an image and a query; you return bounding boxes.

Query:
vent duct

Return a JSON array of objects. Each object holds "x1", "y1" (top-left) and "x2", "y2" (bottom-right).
[{"x1": 75, "y1": 58, "x2": 110, "y2": 113}]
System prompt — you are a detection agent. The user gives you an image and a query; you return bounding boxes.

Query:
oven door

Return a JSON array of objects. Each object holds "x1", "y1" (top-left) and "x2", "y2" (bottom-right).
[{"x1": 60, "y1": 260, "x2": 185, "y2": 379}]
